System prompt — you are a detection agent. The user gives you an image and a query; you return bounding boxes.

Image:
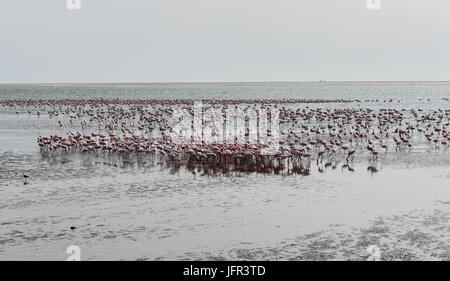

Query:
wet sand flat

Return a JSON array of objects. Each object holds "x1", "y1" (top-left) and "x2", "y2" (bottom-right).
[{"x1": 1, "y1": 83, "x2": 450, "y2": 260}]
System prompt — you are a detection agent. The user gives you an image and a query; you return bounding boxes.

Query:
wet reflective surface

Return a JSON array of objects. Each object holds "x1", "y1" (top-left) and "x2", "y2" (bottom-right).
[{"x1": 1, "y1": 82, "x2": 450, "y2": 260}]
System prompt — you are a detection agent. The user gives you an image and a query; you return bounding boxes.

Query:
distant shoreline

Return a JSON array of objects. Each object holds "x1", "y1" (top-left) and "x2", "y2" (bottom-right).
[{"x1": 1, "y1": 81, "x2": 450, "y2": 86}]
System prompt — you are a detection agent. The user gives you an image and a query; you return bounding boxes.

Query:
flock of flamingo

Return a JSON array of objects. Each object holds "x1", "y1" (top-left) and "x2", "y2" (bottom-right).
[{"x1": 1, "y1": 98, "x2": 449, "y2": 176}]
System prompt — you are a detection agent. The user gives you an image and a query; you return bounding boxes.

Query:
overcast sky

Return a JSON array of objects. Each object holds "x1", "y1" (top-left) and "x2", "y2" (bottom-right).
[{"x1": 0, "y1": 0, "x2": 449, "y2": 83}]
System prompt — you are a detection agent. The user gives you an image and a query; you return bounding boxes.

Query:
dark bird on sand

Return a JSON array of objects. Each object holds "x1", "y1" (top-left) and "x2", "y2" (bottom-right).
[{"x1": 23, "y1": 174, "x2": 30, "y2": 185}]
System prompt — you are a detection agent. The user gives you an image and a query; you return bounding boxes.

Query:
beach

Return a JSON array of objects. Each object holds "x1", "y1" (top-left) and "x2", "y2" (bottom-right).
[{"x1": 1, "y1": 82, "x2": 449, "y2": 260}]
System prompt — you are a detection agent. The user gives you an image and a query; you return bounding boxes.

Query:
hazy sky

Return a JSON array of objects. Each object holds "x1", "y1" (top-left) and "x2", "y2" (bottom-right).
[{"x1": 1, "y1": 0, "x2": 449, "y2": 83}]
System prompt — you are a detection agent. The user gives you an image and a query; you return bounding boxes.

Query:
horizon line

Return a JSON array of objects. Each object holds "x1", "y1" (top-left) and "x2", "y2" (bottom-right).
[{"x1": 1, "y1": 80, "x2": 450, "y2": 85}]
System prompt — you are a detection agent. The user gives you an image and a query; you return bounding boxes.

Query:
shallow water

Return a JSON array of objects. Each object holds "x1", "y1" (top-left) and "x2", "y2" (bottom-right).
[{"x1": 1, "y1": 82, "x2": 450, "y2": 260}]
